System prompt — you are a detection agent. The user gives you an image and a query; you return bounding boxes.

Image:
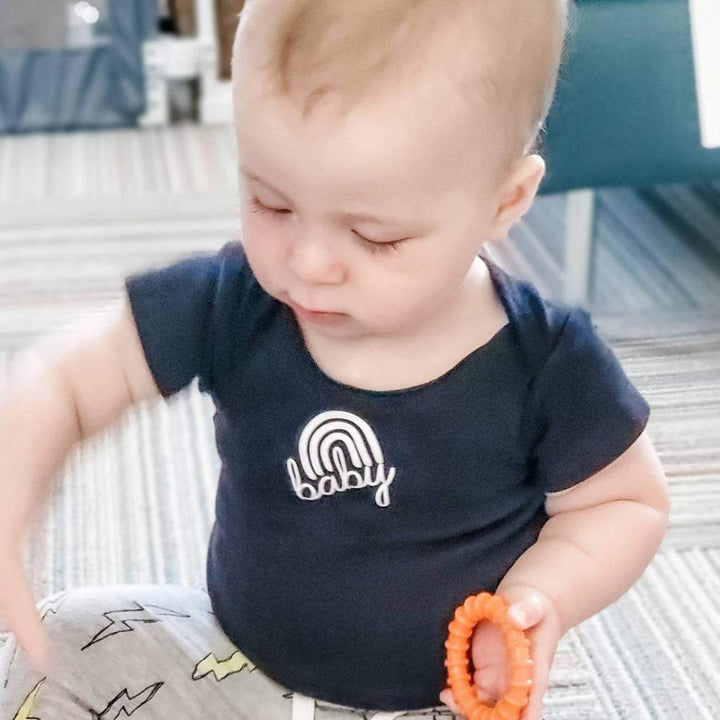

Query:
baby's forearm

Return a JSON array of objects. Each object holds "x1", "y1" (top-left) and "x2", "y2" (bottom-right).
[
  {"x1": 0, "y1": 352, "x2": 82, "y2": 549},
  {"x1": 497, "y1": 501, "x2": 669, "y2": 634}
]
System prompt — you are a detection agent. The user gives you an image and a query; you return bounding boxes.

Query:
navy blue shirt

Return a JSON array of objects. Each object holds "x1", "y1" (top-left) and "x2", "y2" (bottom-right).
[{"x1": 125, "y1": 240, "x2": 650, "y2": 711}]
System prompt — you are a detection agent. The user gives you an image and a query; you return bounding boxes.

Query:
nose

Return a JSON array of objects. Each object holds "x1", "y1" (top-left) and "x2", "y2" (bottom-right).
[{"x1": 287, "y1": 228, "x2": 346, "y2": 285}]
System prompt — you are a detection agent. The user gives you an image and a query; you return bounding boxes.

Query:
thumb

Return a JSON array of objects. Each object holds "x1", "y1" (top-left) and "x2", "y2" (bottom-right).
[{"x1": 507, "y1": 593, "x2": 548, "y2": 630}]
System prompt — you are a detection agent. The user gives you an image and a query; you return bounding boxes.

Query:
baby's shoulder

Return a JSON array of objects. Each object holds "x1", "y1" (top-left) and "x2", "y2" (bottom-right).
[{"x1": 493, "y1": 266, "x2": 578, "y2": 374}]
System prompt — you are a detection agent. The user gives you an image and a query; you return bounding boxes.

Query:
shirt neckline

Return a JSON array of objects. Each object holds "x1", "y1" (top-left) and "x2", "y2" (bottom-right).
[{"x1": 282, "y1": 253, "x2": 515, "y2": 397}]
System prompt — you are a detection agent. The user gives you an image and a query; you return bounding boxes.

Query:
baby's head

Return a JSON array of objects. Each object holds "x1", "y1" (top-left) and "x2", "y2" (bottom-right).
[{"x1": 231, "y1": 0, "x2": 570, "y2": 339}]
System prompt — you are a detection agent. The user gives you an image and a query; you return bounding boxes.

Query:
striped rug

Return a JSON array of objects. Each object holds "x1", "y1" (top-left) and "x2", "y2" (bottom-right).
[{"x1": 0, "y1": 124, "x2": 719, "y2": 719}]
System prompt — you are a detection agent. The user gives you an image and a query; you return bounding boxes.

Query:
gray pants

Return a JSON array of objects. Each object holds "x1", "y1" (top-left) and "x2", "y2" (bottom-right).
[{"x1": 0, "y1": 584, "x2": 458, "y2": 719}]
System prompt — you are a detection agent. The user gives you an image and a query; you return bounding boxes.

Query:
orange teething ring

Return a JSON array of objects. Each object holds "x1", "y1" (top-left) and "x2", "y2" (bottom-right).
[{"x1": 444, "y1": 592, "x2": 533, "y2": 720}]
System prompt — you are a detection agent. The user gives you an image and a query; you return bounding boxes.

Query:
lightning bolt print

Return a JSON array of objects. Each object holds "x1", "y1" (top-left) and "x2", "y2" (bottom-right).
[
  {"x1": 11, "y1": 678, "x2": 45, "y2": 720},
  {"x1": 192, "y1": 650, "x2": 256, "y2": 681},
  {"x1": 37, "y1": 591, "x2": 68, "y2": 622},
  {"x1": 81, "y1": 602, "x2": 191, "y2": 650},
  {"x1": 90, "y1": 682, "x2": 163, "y2": 719}
]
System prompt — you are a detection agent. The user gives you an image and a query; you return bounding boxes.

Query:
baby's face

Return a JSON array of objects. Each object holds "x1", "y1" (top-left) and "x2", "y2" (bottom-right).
[{"x1": 234, "y1": 64, "x2": 526, "y2": 342}]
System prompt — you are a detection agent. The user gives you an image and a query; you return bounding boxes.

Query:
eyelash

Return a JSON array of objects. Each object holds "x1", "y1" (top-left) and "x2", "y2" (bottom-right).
[{"x1": 248, "y1": 196, "x2": 406, "y2": 255}]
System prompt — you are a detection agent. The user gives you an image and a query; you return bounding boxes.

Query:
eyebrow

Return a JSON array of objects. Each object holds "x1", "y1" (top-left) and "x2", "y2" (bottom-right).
[{"x1": 241, "y1": 166, "x2": 418, "y2": 228}]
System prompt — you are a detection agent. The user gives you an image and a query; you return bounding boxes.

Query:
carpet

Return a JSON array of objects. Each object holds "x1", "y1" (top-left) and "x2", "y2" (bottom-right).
[{"x1": 0, "y1": 124, "x2": 718, "y2": 719}]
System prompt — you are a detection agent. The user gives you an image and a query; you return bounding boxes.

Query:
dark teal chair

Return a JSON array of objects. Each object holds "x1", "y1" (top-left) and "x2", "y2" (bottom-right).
[{"x1": 537, "y1": 0, "x2": 720, "y2": 306}]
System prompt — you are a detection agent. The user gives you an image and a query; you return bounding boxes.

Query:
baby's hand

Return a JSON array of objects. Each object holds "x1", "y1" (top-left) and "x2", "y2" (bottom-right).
[
  {"x1": 0, "y1": 549, "x2": 51, "y2": 676},
  {"x1": 439, "y1": 585, "x2": 562, "y2": 720}
]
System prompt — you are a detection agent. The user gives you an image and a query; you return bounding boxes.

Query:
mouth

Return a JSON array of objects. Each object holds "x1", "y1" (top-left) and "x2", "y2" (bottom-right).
[{"x1": 287, "y1": 298, "x2": 348, "y2": 325}]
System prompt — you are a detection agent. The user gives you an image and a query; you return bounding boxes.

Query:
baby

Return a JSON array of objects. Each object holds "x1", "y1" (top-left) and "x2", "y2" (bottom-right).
[{"x1": 0, "y1": 1, "x2": 670, "y2": 719}]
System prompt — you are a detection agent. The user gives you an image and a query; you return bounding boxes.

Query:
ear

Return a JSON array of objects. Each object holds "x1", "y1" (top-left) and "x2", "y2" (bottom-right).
[{"x1": 486, "y1": 155, "x2": 546, "y2": 241}]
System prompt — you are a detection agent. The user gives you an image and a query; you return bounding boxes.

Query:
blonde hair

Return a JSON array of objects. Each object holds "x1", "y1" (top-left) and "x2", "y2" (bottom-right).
[{"x1": 233, "y1": 0, "x2": 570, "y2": 190}]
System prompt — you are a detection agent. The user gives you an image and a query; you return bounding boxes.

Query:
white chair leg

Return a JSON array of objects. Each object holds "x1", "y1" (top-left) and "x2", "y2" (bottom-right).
[
  {"x1": 564, "y1": 188, "x2": 596, "y2": 308},
  {"x1": 195, "y1": 0, "x2": 233, "y2": 124},
  {"x1": 290, "y1": 692, "x2": 405, "y2": 720},
  {"x1": 138, "y1": 40, "x2": 170, "y2": 126},
  {"x1": 292, "y1": 692, "x2": 316, "y2": 720}
]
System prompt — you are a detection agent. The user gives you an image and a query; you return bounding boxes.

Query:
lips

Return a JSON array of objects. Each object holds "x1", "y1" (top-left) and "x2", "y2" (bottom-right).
[
  {"x1": 288, "y1": 298, "x2": 340, "y2": 315},
  {"x1": 287, "y1": 297, "x2": 348, "y2": 325}
]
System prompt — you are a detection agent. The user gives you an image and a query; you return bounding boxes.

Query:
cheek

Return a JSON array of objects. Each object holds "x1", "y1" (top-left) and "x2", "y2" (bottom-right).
[
  {"x1": 386, "y1": 252, "x2": 467, "y2": 311},
  {"x1": 240, "y1": 214, "x2": 287, "y2": 288}
]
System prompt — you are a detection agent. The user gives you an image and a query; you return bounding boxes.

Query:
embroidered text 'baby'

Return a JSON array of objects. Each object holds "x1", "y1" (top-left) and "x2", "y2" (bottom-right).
[{"x1": 286, "y1": 410, "x2": 396, "y2": 507}]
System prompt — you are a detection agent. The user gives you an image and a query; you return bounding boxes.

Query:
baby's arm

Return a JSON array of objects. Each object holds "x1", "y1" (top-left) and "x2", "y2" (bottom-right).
[
  {"x1": 497, "y1": 429, "x2": 670, "y2": 634},
  {"x1": 0, "y1": 295, "x2": 158, "y2": 669}
]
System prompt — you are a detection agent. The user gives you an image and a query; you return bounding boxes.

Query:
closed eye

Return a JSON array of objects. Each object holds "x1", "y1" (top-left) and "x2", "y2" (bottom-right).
[
  {"x1": 248, "y1": 196, "x2": 410, "y2": 254},
  {"x1": 249, "y1": 196, "x2": 291, "y2": 216}
]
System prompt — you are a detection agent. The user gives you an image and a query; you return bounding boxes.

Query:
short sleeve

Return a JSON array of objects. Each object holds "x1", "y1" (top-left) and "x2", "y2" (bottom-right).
[
  {"x1": 521, "y1": 307, "x2": 651, "y2": 495},
  {"x1": 124, "y1": 249, "x2": 223, "y2": 398}
]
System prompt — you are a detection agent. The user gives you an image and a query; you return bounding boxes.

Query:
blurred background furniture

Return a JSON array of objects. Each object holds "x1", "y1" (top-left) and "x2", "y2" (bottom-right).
[
  {"x1": 170, "y1": 0, "x2": 197, "y2": 36},
  {"x1": 539, "y1": 0, "x2": 720, "y2": 306},
  {"x1": 215, "y1": 0, "x2": 245, "y2": 80},
  {"x1": 0, "y1": 0, "x2": 158, "y2": 133},
  {"x1": 139, "y1": 0, "x2": 245, "y2": 126}
]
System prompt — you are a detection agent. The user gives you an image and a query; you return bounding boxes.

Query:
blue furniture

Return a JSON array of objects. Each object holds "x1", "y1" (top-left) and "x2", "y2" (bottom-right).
[
  {"x1": 0, "y1": 0, "x2": 158, "y2": 133},
  {"x1": 537, "y1": 0, "x2": 720, "y2": 306}
]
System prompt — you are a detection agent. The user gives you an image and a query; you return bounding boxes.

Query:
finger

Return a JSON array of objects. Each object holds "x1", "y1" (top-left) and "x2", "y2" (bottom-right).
[
  {"x1": 476, "y1": 688, "x2": 495, "y2": 706},
  {"x1": 439, "y1": 688, "x2": 462, "y2": 716},
  {"x1": 471, "y1": 621, "x2": 508, "y2": 698},
  {"x1": 473, "y1": 666, "x2": 506, "y2": 701},
  {"x1": 520, "y1": 630, "x2": 556, "y2": 720},
  {"x1": 0, "y1": 561, "x2": 51, "y2": 675},
  {"x1": 440, "y1": 685, "x2": 497, "y2": 718},
  {"x1": 521, "y1": 675, "x2": 548, "y2": 720}
]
